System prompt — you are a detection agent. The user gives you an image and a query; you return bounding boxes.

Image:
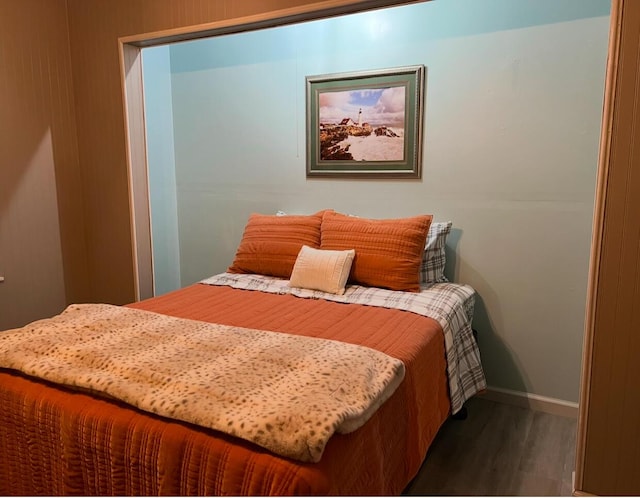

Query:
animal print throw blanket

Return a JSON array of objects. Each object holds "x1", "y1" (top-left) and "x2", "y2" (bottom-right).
[{"x1": 0, "y1": 303, "x2": 405, "y2": 463}]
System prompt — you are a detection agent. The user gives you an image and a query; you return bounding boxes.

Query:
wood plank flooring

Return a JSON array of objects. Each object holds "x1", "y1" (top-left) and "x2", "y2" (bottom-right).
[{"x1": 404, "y1": 396, "x2": 577, "y2": 496}]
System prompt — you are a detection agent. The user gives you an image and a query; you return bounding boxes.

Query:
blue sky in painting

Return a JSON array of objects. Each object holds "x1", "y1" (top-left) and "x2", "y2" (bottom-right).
[
  {"x1": 319, "y1": 85, "x2": 405, "y2": 127},
  {"x1": 350, "y1": 89, "x2": 385, "y2": 107}
]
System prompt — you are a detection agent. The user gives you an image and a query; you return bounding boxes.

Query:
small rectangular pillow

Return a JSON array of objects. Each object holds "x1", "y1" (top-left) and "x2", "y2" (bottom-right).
[
  {"x1": 320, "y1": 211, "x2": 433, "y2": 292},
  {"x1": 289, "y1": 245, "x2": 355, "y2": 295},
  {"x1": 420, "y1": 221, "x2": 453, "y2": 284},
  {"x1": 228, "y1": 212, "x2": 323, "y2": 278}
]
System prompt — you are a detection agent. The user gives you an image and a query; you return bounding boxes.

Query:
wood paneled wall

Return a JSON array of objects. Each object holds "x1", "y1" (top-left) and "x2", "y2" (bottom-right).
[
  {"x1": 575, "y1": 0, "x2": 640, "y2": 494},
  {"x1": 0, "y1": 0, "x2": 88, "y2": 329}
]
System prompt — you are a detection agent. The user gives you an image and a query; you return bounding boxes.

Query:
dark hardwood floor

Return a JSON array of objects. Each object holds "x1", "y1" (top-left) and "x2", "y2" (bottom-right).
[{"x1": 404, "y1": 396, "x2": 577, "y2": 496}]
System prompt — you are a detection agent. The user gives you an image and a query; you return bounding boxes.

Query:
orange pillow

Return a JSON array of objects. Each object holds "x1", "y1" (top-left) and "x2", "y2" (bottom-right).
[
  {"x1": 320, "y1": 211, "x2": 433, "y2": 292},
  {"x1": 228, "y1": 212, "x2": 323, "y2": 278}
]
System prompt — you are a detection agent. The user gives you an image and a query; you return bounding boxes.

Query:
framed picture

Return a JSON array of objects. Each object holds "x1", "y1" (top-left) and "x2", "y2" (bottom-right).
[{"x1": 306, "y1": 65, "x2": 425, "y2": 179}]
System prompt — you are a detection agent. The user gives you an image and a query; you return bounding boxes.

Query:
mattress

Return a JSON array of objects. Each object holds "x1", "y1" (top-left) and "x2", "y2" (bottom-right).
[{"x1": 0, "y1": 280, "x2": 473, "y2": 495}]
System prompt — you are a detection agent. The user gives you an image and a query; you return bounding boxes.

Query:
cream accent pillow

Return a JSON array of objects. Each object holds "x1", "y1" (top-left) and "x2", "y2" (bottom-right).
[{"x1": 289, "y1": 245, "x2": 355, "y2": 295}]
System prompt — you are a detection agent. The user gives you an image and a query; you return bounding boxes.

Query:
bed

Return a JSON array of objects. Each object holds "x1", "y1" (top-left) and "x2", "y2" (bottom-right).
[{"x1": 0, "y1": 211, "x2": 486, "y2": 495}]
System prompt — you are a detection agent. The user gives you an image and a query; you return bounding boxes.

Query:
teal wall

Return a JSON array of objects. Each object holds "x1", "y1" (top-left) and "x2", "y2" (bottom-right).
[
  {"x1": 142, "y1": 46, "x2": 181, "y2": 296},
  {"x1": 145, "y1": 0, "x2": 610, "y2": 403}
]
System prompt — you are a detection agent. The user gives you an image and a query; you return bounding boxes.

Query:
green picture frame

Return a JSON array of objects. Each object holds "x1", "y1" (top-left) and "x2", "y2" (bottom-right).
[{"x1": 306, "y1": 65, "x2": 425, "y2": 179}]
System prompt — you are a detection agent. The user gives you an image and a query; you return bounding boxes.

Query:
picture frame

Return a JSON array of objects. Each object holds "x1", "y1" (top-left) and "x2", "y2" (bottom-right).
[{"x1": 306, "y1": 65, "x2": 425, "y2": 179}]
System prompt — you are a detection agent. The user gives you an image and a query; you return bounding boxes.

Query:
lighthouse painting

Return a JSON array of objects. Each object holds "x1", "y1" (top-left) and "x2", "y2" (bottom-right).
[
  {"x1": 318, "y1": 86, "x2": 406, "y2": 162},
  {"x1": 306, "y1": 66, "x2": 425, "y2": 178}
]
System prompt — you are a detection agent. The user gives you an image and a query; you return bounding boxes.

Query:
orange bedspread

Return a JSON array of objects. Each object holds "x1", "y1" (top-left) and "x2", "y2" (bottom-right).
[{"x1": 0, "y1": 283, "x2": 450, "y2": 495}]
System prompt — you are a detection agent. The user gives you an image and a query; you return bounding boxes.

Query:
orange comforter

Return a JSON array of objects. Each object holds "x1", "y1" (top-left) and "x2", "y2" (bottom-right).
[{"x1": 0, "y1": 283, "x2": 450, "y2": 495}]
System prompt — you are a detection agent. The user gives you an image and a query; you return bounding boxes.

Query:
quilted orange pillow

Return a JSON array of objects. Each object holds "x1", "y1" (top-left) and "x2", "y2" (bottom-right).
[
  {"x1": 228, "y1": 212, "x2": 324, "y2": 278},
  {"x1": 320, "y1": 211, "x2": 433, "y2": 292}
]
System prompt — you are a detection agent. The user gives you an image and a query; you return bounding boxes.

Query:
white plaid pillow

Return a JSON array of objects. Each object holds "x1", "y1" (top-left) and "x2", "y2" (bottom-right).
[{"x1": 420, "y1": 221, "x2": 452, "y2": 284}]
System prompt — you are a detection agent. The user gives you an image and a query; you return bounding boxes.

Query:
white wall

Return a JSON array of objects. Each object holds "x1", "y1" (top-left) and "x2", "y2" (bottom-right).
[{"x1": 147, "y1": 0, "x2": 610, "y2": 403}]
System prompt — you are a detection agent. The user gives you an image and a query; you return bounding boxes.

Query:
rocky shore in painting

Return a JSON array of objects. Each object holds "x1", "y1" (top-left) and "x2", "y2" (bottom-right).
[{"x1": 320, "y1": 124, "x2": 402, "y2": 161}]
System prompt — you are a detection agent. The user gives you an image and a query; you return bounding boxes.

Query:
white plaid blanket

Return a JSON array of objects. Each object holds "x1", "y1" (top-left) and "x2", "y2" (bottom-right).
[{"x1": 200, "y1": 273, "x2": 487, "y2": 414}]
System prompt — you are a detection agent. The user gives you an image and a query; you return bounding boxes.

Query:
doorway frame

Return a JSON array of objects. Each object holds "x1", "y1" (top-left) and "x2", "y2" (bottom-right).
[{"x1": 117, "y1": 0, "x2": 428, "y2": 300}]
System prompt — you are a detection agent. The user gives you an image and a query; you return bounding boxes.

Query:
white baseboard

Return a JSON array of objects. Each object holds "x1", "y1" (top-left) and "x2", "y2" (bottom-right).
[{"x1": 479, "y1": 386, "x2": 578, "y2": 419}]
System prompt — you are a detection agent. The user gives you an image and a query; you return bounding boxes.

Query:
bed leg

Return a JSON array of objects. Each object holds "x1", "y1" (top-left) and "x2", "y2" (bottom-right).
[{"x1": 451, "y1": 405, "x2": 468, "y2": 420}]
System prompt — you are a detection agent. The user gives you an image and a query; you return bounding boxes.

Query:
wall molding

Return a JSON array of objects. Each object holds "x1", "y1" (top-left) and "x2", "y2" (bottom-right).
[
  {"x1": 119, "y1": 0, "x2": 428, "y2": 47},
  {"x1": 572, "y1": 491, "x2": 597, "y2": 497},
  {"x1": 480, "y1": 386, "x2": 579, "y2": 419}
]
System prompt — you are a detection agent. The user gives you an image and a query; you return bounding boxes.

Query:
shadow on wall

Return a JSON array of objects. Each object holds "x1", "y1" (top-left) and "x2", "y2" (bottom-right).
[
  {"x1": 445, "y1": 228, "x2": 528, "y2": 393},
  {"x1": 0, "y1": 129, "x2": 67, "y2": 331},
  {"x1": 0, "y1": 0, "x2": 90, "y2": 323}
]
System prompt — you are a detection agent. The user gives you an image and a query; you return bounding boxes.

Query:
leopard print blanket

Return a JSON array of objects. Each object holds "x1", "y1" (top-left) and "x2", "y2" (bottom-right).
[{"x1": 0, "y1": 303, "x2": 405, "y2": 463}]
